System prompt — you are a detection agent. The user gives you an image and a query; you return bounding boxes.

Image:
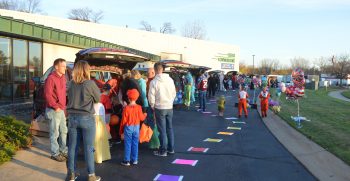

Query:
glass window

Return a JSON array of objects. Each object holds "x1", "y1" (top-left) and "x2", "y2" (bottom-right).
[
  {"x1": 29, "y1": 42, "x2": 42, "y2": 95},
  {"x1": 0, "y1": 37, "x2": 12, "y2": 101},
  {"x1": 13, "y1": 39, "x2": 28, "y2": 98}
]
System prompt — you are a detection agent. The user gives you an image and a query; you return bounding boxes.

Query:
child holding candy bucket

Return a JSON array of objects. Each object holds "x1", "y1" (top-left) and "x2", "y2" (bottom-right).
[{"x1": 259, "y1": 86, "x2": 270, "y2": 117}]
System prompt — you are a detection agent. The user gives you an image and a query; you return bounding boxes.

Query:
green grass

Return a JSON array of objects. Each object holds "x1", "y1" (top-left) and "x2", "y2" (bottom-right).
[
  {"x1": 269, "y1": 88, "x2": 350, "y2": 165},
  {"x1": 0, "y1": 116, "x2": 32, "y2": 165},
  {"x1": 341, "y1": 90, "x2": 350, "y2": 99}
]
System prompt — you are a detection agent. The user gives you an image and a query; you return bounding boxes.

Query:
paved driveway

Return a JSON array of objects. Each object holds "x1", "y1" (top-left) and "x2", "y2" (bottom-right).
[{"x1": 75, "y1": 90, "x2": 315, "y2": 181}]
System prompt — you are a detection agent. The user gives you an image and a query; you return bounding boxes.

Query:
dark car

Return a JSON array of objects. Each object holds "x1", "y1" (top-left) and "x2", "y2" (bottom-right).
[{"x1": 32, "y1": 47, "x2": 150, "y2": 119}]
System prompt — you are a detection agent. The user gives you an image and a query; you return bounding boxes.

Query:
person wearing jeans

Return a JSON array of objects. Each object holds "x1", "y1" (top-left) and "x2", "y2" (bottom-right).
[
  {"x1": 197, "y1": 70, "x2": 208, "y2": 112},
  {"x1": 198, "y1": 90, "x2": 207, "y2": 112},
  {"x1": 67, "y1": 114, "x2": 96, "y2": 173},
  {"x1": 66, "y1": 60, "x2": 101, "y2": 181},
  {"x1": 119, "y1": 89, "x2": 147, "y2": 166},
  {"x1": 155, "y1": 109, "x2": 174, "y2": 155},
  {"x1": 123, "y1": 125, "x2": 140, "y2": 165},
  {"x1": 148, "y1": 62, "x2": 176, "y2": 157},
  {"x1": 44, "y1": 58, "x2": 68, "y2": 162},
  {"x1": 46, "y1": 108, "x2": 67, "y2": 159}
]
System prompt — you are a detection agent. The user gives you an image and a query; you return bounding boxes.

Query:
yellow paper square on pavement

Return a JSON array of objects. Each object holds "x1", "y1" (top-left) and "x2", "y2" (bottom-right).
[
  {"x1": 217, "y1": 132, "x2": 234, "y2": 135},
  {"x1": 204, "y1": 138, "x2": 223, "y2": 142}
]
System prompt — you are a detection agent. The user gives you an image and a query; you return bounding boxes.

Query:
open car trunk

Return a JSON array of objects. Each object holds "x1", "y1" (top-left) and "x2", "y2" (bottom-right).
[{"x1": 75, "y1": 48, "x2": 150, "y2": 71}]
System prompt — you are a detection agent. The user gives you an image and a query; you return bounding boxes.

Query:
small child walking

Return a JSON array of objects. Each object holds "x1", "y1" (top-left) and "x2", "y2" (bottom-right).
[
  {"x1": 217, "y1": 95, "x2": 225, "y2": 116},
  {"x1": 100, "y1": 84, "x2": 112, "y2": 129},
  {"x1": 259, "y1": 86, "x2": 270, "y2": 117},
  {"x1": 238, "y1": 85, "x2": 249, "y2": 118},
  {"x1": 120, "y1": 89, "x2": 147, "y2": 166}
]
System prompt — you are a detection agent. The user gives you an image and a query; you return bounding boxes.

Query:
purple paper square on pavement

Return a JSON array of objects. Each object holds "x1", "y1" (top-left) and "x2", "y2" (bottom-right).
[{"x1": 153, "y1": 174, "x2": 184, "y2": 181}]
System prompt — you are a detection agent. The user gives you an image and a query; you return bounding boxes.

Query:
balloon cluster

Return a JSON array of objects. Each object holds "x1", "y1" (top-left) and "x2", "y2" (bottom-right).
[
  {"x1": 261, "y1": 76, "x2": 268, "y2": 88},
  {"x1": 276, "y1": 82, "x2": 286, "y2": 97},
  {"x1": 253, "y1": 77, "x2": 261, "y2": 87},
  {"x1": 285, "y1": 68, "x2": 305, "y2": 99},
  {"x1": 237, "y1": 75, "x2": 245, "y2": 85}
]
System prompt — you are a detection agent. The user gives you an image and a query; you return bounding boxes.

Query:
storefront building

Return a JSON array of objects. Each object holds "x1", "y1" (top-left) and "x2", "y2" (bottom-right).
[
  {"x1": 0, "y1": 13, "x2": 159, "y2": 104},
  {"x1": 0, "y1": 9, "x2": 239, "y2": 104}
]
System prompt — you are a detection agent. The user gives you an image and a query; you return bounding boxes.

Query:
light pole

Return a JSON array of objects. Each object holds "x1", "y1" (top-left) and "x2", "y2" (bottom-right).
[{"x1": 252, "y1": 55, "x2": 255, "y2": 75}]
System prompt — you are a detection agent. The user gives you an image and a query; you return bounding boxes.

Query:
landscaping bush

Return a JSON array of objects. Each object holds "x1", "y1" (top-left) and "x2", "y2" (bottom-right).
[{"x1": 0, "y1": 116, "x2": 32, "y2": 165}]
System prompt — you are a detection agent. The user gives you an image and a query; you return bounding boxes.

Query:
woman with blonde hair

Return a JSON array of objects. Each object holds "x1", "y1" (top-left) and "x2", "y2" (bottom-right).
[
  {"x1": 66, "y1": 60, "x2": 101, "y2": 181},
  {"x1": 131, "y1": 70, "x2": 148, "y2": 111}
]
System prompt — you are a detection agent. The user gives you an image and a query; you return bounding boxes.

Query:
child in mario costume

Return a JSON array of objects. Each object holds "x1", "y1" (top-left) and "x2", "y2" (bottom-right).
[
  {"x1": 259, "y1": 86, "x2": 270, "y2": 117},
  {"x1": 120, "y1": 89, "x2": 147, "y2": 166},
  {"x1": 238, "y1": 85, "x2": 249, "y2": 118}
]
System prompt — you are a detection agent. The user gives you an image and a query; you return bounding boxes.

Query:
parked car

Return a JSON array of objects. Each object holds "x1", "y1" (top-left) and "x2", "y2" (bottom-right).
[{"x1": 32, "y1": 47, "x2": 150, "y2": 119}]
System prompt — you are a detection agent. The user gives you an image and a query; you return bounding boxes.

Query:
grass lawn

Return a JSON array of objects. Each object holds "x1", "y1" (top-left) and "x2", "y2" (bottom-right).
[
  {"x1": 269, "y1": 88, "x2": 350, "y2": 165},
  {"x1": 341, "y1": 90, "x2": 350, "y2": 99}
]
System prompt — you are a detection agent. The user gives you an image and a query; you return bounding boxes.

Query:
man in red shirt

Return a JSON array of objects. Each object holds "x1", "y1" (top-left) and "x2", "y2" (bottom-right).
[{"x1": 44, "y1": 58, "x2": 68, "y2": 162}]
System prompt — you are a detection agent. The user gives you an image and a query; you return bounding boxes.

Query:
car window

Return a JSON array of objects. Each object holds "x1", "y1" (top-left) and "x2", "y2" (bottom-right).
[
  {"x1": 41, "y1": 66, "x2": 72, "y2": 82},
  {"x1": 103, "y1": 72, "x2": 110, "y2": 82},
  {"x1": 41, "y1": 67, "x2": 54, "y2": 83}
]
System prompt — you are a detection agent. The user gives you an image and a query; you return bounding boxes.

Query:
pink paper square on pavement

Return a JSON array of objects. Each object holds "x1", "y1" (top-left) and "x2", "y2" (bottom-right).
[
  {"x1": 187, "y1": 147, "x2": 209, "y2": 153},
  {"x1": 172, "y1": 159, "x2": 198, "y2": 166}
]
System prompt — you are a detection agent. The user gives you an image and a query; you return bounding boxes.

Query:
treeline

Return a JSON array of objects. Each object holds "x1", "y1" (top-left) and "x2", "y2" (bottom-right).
[{"x1": 240, "y1": 55, "x2": 350, "y2": 80}]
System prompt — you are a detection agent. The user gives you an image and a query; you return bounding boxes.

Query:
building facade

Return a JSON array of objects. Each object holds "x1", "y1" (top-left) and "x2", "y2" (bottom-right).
[{"x1": 0, "y1": 9, "x2": 240, "y2": 104}]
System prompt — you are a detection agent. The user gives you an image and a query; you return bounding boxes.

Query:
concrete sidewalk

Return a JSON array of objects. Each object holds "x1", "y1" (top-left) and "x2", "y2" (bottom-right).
[
  {"x1": 258, "y1": 107, "x2": 350, "y2": 181},
  {"x1": 328, "y1": 90, "x2": 350, "y2": 102},
  {"x1": 0, "y1": 136, "x2": 66, "y2": 181}
]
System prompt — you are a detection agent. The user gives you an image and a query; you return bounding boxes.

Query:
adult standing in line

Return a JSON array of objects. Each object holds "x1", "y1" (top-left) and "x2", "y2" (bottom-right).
[
  {"x1": 148, "y1": 63, "x2": 176, "y2": 156},
  {"x1": 207, "y1": 73, "x2": 216, "y2": 98},
  {"x1": 219, "y1": 72, "x2": 224, "y2": 91},
  {"x1": 118, "y1": 70, "x2": 143, "y2": 109},
  {"x1": 197, "y1": 70, "x2": 208, "y2": 112},
  {"x1": 44, "y1": 58, "x2": 68, "y2": 162},
  {"x1": 131, "y1": 70, "x2": 148, "y2": 110},
  {"x1": 146, "y1": 68, "x2": 156, "y2": 128},
  {"x1": 66, "y1": 60, "x2": 101, "y2": 181}
]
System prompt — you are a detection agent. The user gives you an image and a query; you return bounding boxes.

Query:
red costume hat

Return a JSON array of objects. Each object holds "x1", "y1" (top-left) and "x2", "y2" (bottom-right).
[{"x1": 127, "y1": 89, "x2": 139, "y2": 101}]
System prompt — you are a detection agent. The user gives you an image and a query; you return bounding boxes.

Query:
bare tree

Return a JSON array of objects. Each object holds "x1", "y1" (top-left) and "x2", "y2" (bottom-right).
[
  {"x1": 181, "y1": 20, "x2": 206, "y2": 39},
  {"x1": 290, "y1": 57, "x2": 310, "y2": 71},
  {"x1": 0, "y1": 0, "x2": 16, "y2": 10},
  {"x1": 159, "y1": 22, "x2": 176, "y2": 34},
  {"x1": 23, "y1": 0, "x2": 40, "y2": 13},
  {"x1": 0, "y1": 0, "x2": 41, "y2": 13},
  {"x1": 68, "y1": 7, "x2": 104, "y2": 23},
  {"x1": 257, "y1": 58, "x2": 280, "y2": 75},
  {"x1": 332, "y1": 54, "x2": 350, "y2": 86},
  {"x1": 139, "y1": 21, "x2": 155, "y2": 32}
]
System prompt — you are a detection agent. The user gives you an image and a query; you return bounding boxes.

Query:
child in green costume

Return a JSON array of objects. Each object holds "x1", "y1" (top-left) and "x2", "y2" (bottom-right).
[{"x1": 217, "y1": 95, "x2": 226, "y2": 116}]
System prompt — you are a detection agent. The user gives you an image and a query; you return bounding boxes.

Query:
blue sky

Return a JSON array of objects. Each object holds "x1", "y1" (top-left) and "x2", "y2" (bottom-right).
[{"x1": 40, "y1": 0, "x2": 350, "y2": 66}]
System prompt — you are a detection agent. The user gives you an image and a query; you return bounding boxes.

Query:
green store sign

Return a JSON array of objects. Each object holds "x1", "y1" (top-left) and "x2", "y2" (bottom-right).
[{"x1": 217, "y1": 53, "x2": 235, "y2": 63}]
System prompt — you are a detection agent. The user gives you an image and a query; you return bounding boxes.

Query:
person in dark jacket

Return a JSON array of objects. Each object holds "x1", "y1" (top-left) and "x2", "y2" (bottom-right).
[
  {"x1": 118, "y1": 70, "x2": 144, "y2": 110},
  {"x1": 207, "y1": 73, "x2": 216, "y2": 98},
  {"x1": 66, "y1": 60, "x2": 101, "y2": 181}
]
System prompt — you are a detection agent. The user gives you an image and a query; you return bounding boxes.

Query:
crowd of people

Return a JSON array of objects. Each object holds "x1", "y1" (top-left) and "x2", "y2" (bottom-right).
[{"x1": 44, "y1": 58, "x2": 272, "y2": 181}]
